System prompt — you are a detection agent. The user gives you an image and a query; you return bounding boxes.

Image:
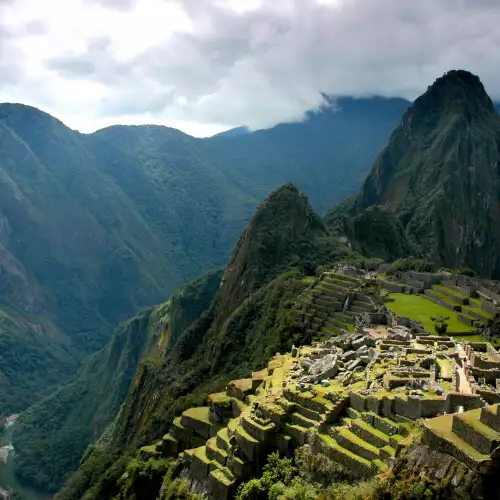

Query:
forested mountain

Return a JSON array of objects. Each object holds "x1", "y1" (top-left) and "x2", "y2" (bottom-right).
[
  {"x1": 13, "y1": 268, "x2": 223, "y2": 492},
  {"x1": 199, "y1": 97, "x2": 410, "y2": 212},
  {"x1": 0, "y1": 96, "x2": 405, "y2": 417},
  {"x1": 9, "y1": 69, "x2": 500, "y2": 499},
  {"x1": 327, "y1": 71, "x2": 500, "y2": 277},
  {"x1": 0, "y1": 104, "x2": 254, "y2": 416}
]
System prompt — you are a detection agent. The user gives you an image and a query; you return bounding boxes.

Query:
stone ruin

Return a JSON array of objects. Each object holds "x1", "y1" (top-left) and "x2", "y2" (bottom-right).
[
  {"x1": 459, "y1": 341, "x2": 500, "y2": 404},
  {"x1": 136, "y1": 322, "x2": 500, "y2": 499},
  {"x1": 135, "y1": 268, "x2": 500, "y2": 499}
]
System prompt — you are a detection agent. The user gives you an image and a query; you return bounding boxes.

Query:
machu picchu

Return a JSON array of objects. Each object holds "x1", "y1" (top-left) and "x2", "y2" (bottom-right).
[
  {"x1": 21, "y1": 65, "x2": 500, "y2": 500},
  {"x1": 138, "y1": 266, "x2": 500, "y2": 499}
]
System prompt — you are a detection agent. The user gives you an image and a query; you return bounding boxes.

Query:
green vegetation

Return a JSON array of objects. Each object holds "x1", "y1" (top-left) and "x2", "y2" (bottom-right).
[
  {"x1": 13, "y1": 270, "x2": 222, "y2": 493},
  {"x1": 233, "y1": 449, "x2": 447, "y2": 500},
  {"x1": 325, "y1": 205, "x2": 415, "y2": 262},
  {"x1": 57, "y1": 185, "x2": 355, "y2": 500},
  {"x1": 13, "y1": 70, "x2": 500, "y2": 500},
  {"x1": 115, "y1": 457, "x2": 172, "y2": 500},
  {"x1": 0, "y1": 97, "x2": 405, "y2": 425},
  {"x1": 436, "y1": 359, "x2": 453, "y2": 379},
  {"x1": 431, "y1": 316, "x2": 450, "y2": 335},
  {"x1": 0, "y1": 104, "x2": 255, "y2": 419},
  {"x1": 386, "y1": 294, "x2": 474, "y2": 333},
  {"x1": 386, "y1": 258, "x2": 437, "y2": 276}
]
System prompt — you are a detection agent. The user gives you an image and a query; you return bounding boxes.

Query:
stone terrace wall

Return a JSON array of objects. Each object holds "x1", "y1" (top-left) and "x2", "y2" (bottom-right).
[
  {"x1": 487, "y1": 344, "x2": 500, "y2": 362},
  {"x1": 445, "y1": 393, "x2": 484, "y2": 413}
]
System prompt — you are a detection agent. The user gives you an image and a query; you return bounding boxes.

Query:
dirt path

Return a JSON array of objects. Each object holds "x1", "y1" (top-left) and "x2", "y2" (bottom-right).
[{"x1": 455, "y1": 345, "x2": 472, "y2": 395}]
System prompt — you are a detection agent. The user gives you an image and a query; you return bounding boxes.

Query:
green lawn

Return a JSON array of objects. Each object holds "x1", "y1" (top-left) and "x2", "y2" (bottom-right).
[{"x1": 386, "y1": 293, "x2": 475, "y2": 333}]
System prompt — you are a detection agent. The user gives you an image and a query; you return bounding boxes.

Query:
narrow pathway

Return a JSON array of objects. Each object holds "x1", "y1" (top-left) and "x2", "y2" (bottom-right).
[{"x1": 456, "y1": 345, "x2": 472, "y2": 395}]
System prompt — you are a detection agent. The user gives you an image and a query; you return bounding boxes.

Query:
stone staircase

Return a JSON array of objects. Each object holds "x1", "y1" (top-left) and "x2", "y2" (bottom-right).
[
  {"x1": 315, "y1": 407, "x2": 413, "y2": 478},
  {"x1": 423, "y1": 403, "x2": 500, "y2": 474},
  {"x1": 303, "y1": 273, "x2": 374, "y2": 340}
]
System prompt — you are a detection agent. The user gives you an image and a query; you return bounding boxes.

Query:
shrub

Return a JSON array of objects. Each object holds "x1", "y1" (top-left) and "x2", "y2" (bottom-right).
[{"x1": 161, "y1": 478, "x2": 200, "y2": 500}]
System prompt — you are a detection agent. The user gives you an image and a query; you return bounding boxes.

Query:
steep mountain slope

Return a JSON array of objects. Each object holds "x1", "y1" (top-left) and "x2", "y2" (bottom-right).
[
  {"x1": 91, "y1": 125, "x2": 256, "y2": 270},
  {"x1": 0, "y1": 104, "x2": 255, "y2": 416},
  {"x1": 12, "y1": 268, "x2": 222, "y2": 493},
  {"x1": 331, "y1": 71, "x2": 500, "y2": 276},
  {"x1": 199, "y1": 97, "x2": 410, "y2": 212},
  {"x1": 56, "y1": 184, "x2": 358, "y2": 500},
  {"x1": 325, "y1": 200, "x2": 416, "y2": 262}
]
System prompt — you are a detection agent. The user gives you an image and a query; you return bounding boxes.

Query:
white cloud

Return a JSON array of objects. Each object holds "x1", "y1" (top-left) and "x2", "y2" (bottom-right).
[{"x1": 1, "y1": 0, "x2": 500, "y2": 136}]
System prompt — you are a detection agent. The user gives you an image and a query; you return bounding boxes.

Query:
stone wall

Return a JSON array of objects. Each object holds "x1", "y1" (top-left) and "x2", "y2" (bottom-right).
[
  {"x1": 480, "y1": 297, "x2": 500, "y2": 315},
  {"x1": 396, "y1": 443, "x2": 496, "y2": 500},
  {"x1": 393, "y1": 396, "x2": 421, "y2": 419},
  {"x1": 409, "y1": 272, "x2": 444, "y2": 288},
  {"x1": 419, "y1": 398, "x2": 446, "y2": 418},
  {"x1": 445, "y1": 392, "x2": 484, "y2": 413},
  {"x1": 470, "y1": 366, "x2": 500, "y2": 383},
  {"x1": 479, "y1": 285, "x2": 500, "y2": 303},
  {"x1": 383, "y1": 282, "x2": 406, "y2": 294},
  {"x1": 472, "y1": 387, "x2": 500, "y2": 404},
  {"x1": 421, "y1": 426, "x2": 481, "y2": 472},
  {"x1": 487, "y1": 344, "x2": 500, "y2": 362},
  {"x1": 459, "y1": 284, "x2": 477, "y2": 298}
]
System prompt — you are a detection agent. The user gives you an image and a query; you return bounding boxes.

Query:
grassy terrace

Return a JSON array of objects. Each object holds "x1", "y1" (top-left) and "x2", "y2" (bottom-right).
[
  {"x1": 436, "y1": 358, "x2": 453, "y2": 378},
  {"x1": 386, "y1": 293, "x2": 475, "y2": 333},
  {"x1": 425, "y1": 415, "x2": 489, "y2": 462},
  {"x1": 433, "y1": 285, "x2": 492, "y2": 318}
]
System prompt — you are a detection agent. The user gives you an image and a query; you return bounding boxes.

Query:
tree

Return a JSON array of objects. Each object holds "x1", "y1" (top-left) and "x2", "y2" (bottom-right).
[{"x1": 430, "y1": 316, "x2": 449, "y2": 335}]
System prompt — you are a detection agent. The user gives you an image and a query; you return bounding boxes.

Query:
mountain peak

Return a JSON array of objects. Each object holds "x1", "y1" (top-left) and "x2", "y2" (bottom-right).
[
  {"x1": 412, "y1": 69, "x2": 494, "y2": 116},
  {"x1": 355, "y1": 69, "x2": 500, "y2": 277},
  {"x1": 213, "y1": 183, "x2": 327, "y2": 323}
]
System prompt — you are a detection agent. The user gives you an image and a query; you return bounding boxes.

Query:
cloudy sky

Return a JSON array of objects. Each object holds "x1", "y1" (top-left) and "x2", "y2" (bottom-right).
[{"x1": 1, "y1": 0, "x2": 500, "y2": 136}]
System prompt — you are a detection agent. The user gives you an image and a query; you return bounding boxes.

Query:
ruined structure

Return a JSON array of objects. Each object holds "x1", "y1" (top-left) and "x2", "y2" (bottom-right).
[{"x1": 138, "y1": 270, "x2": 500, "y2": 499}]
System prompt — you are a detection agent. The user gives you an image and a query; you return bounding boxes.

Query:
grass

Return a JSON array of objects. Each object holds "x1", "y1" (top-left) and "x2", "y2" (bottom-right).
[
  {"x1": 183, "y1": 406, "x2": 211, "y2": 423},
  {"x1": 433, "y1": 284, "x2": 467, "y2": 300},
  {"x1": 353, "y1": 419, "x2": 390, "y2": 443},
  {"x1": 230, "y1": 378, "x2": 253, "y2": 391},
  {"x1": 217, "y1": 427, "x2": 230, "y2": 444},
  {"x1": 208, "y1": 392, "x2": 232, "y2": 405},
  {"x1": 317, "y1": 433, "x2": 371, "y2": 466},
  {"x1": 385, "y1": 293, "x2": 475, "y2": 333},
  {"x1": 193, "y1": 445, "x2": 211, "y2": 464},
  {"x1": 210, "y1": 468, "x2": 235, "y2": 486},
  {"x1": 457, "y1": 409, "x2": 500, "y2": 441},
  {"x1": 425, "y1": 415, "x2": 488, "y2": 461},
  {"x1": 337, "y1": 428, "x2": 380, "y2": 454},
  {"x1": 436, "y1": 358, "x2": 453, "y2": 379}
]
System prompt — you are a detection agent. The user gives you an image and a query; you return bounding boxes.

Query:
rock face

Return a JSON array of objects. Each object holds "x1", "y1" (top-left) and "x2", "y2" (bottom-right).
[
  {"x1": 353, "y1": 70, "x2": 500, "y2": 278},
  {"x1": 303, "y1": 354, "x2": 339, "y2": 383}
]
